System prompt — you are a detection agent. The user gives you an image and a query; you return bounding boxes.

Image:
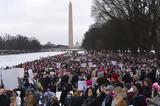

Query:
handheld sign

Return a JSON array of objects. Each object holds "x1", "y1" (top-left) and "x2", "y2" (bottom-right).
[
  {"x1": 50, "y1": 72, "x2": 55, "y2": 75},
  {"x1": 118, "y1": 63, "x2": 123, "y2": 68},
  {"x1": 56, "y1": 63, "x2": 61, "y2": 69},
  {"x1": 112, "y1": 61, "x2": 117, "y2": 66},
  {"x1": 88, "y1": 62, "x2": 93, "y2": 67},
  {"x1": 28, "y1": 69, "x2": 34, "y2": 78},
  {"x1": 14, "y1": 68, "x2": 24, "y2": 78},
  {"x1": 81, "y1": 63, "x2": 87, "y2": 68},
  {"x1": 92, "y1": 65, "x2": 97, "y2": 68},
  {"x1": 78, "y1": 81, "x2": 87, "y2": 91},
  {"x1": 1, "y1": 69, "x2": 18, "y2": 90},
  {"x1": 28, "y1": 69, "x2": 34, "y2": 84}
]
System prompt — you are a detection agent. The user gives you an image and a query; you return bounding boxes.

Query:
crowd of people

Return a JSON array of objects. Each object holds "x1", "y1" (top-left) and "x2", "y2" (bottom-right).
[{"x1": 0, "y1": 50, "x2": 160, "y2": 106}]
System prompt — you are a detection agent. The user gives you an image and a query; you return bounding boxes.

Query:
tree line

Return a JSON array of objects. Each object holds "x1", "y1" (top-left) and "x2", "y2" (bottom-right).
[
  {"x1": 0, "y1": 34, "x2": 41, "y2": 51},
  {"x1": 82, "y1": 0, "x2": 160, "y2": 54}
]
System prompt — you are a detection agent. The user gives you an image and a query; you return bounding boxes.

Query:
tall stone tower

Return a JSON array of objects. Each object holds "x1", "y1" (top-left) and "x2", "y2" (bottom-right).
[{"x1": 68, "y1": 1, "x2": 74, "y2": 48}]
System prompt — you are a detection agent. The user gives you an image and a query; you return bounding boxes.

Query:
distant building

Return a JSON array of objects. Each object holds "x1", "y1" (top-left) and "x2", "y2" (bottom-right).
[{"x1": 68, "y1": 1, "x2": 74, "y2": 48}]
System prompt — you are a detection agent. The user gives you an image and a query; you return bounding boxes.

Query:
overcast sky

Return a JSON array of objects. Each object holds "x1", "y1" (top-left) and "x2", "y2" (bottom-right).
[{"x1": 0, "y1": 0, "x2": 94, "y2": 45}]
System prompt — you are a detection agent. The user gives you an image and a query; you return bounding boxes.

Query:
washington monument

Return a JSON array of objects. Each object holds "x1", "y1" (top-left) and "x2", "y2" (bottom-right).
[{"x1": 68, "y1": 1, "x2": 74, "y2": 48}]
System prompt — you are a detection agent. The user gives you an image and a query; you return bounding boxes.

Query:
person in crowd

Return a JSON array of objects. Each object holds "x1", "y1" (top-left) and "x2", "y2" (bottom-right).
[
  {"x1": 142, "y1": 79, "x2": 152, "y2": 98},
  {"x1": 60, "y1": 85, "x2": 71, "y2": 106},
  {"x1": 10, "y1": 96, "x2": 16, "y2": 106},
  {"x1": 97, "y1": 84, "x2": 113, "y2": 106},
  {"x1": 111, "y1": 87, "x2": 128, "y2": 106},
  {"x1": 1, "y1": 50, "x2": 160, "y2": 106},
  {"x1": 24, "y1": 90, "x2": 36, "y2": 106},
  {"x1": 47, "y1": 96, "x2": 59, "y2": 106},
  {"x1": 44, "y1": 88, "x2": 55, "y2": 101},
  {"x1": 0, "y1": 88, "x2": 10, "y2": 106},
  {"x1": 81, "y1": 87, "x2": 97, "y2": 106},
  {"x1": 147, "y1": 82, "x2": 160, "y2": 106},
  {"x1": 131, "y1": 83, "x2": 147, "y2": 106},
  {"x1": 70, "y1": 90, "x2": 86, "y2": 106}
]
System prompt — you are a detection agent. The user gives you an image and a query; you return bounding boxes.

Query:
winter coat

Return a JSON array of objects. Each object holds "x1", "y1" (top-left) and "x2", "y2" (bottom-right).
[
  {"x1": 147, "y1": 95, "x2": 160, "y2": 106},
  {"x1": 71, "y1": 96, "x2": 86, "y2": 106},
  {"x1": 142, "y1": 86, "x2": 152, "y2": 98},
  {"x1": 101, "y1": 94, "x2": 113, "y2": 106},
  {"x1": 132, "y1": 94, "x2": 147, "y2": 106},
  {"x1": 0, "y1": 94, "x2": 10, "y2": 106},
  {"x1": 60, "y1": 90, "x2": 68, "y2": 105},
  {"x1": 97, "y1": 93, "x2": 106, "y2": 106},
  {"x1": 81, "y1": 97, "x2": 97, "y2": 106}
]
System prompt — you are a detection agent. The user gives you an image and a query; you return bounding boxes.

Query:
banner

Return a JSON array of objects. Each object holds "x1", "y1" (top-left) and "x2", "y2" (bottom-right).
[{"x1": 1, "y1": 69, "x2": 18, "y2": 90}]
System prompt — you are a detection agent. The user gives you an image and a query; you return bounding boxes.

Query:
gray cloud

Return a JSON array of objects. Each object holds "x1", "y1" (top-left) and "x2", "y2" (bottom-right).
[{"x1": 0, "y1": 0, "x2": 94, "y2": 45}]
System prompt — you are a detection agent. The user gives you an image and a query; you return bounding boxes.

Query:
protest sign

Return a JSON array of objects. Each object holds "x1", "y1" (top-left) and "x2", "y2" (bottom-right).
[
  {"x1": 0, "y1": 70, "x2": 2, "y2": 86},
  {"x1": 88, "y1": 62, "x2": 93, "y2": 67},
  {"x1": 75, "y1": 58, "x2": 80, "y2": 62},
  {"x1": 56, "y1": 63, "x2": 61, "y2": 69},
  {"x1": 118, "y1": 63, "x2": 123, "y2": 68},
  {"x1": 112, "y1": 61, "x2": 117, "y2": 66},
  {"x1": 13, "y1": 68, "x2": 24, "y2": 78},
  {"x1": 92, "y1": 65, "x2": 97, "y2": 68},
  {"x1": 88, "y1": 59, "x2": 92, "y2": 62},
  {"x1": 81, "y1": 63, "x2": 87, "y2": 68},
  {"x1": 78, "y1": 81, "x2": 87, "y2": 91},
  {"x1": 56, "y1": 92, "x2": 62, "y2": 100},
  {"x1": 50, "y1": 72, "x2": 55, "y2": 75},
  {"x1": 28, "y1": 77, "x2": 33, "y2": 84},
  {"x1": 1, "y1": 69, "x2": 18, "y2": 90},
  {"x1": 28, "y1": 69, "x2": 34, "y2": 78}
]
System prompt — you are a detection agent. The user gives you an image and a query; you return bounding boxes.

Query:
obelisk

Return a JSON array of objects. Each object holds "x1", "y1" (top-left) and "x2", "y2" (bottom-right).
[{"x1": 68, "y1": 1, "x2": 74, "y2": 48}]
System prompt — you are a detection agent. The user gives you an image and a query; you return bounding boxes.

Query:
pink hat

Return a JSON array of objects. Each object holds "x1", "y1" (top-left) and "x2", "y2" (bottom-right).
[{"x1": 152, "y1": 82, "x2": 160, "y2": 91}]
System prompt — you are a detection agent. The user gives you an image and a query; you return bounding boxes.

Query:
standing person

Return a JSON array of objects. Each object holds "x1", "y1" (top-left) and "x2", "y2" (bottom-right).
[
  {"x1": 146, "y1": 82, "x2": 160, "y2": 106},
  {"x1": 18, "y1": 85, "x2": 25, "y2": 106},
  {"x1": 10, "y1": 96, "x2": 16, "y2": 106},
  {"x1": 72, "y1": 90, "x2": 86, "y2": 106},
  {"x1": 131, "y1": 83, "x2": 147, "y2": 106},
  {"x1": 24, "y1": 90, "x2": 36, "y2": 106},
  {"x1": 142, "y1": 79, "x2": 152, "y2": 98},
  {"x1": 47, "y1": 97, "x2": 59, "y2": 106},
  {"x1": 60, "y1": 86, "x2": 70, "y2": 106},
  {"x1": 81, "y1": 87, "x2": 97, "y2": 106},
  {"x1": 44, "y1": 88, "x2": 55, "y2": 101},
  {"x1": 0, "y1": 88, "x2": 10, "y2": 106},
  {"x1": 111, "y1": 87, "x2": 127, "y2": 106},
  {"x1": 97, "y1": 85, "x2": 113, "y2": 106}
]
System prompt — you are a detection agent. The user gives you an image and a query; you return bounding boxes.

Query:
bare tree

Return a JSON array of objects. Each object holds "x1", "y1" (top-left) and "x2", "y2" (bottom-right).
[{"x1": 91, "y1": 0, "x2": 160, "y2": 53}]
